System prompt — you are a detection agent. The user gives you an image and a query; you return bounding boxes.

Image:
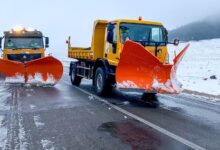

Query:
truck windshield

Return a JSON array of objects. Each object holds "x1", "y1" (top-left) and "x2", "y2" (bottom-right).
[
  {"x1": 120, "y1": 23, "x2": 167, "y2": 46},
  {"x1": 4, "y1": 37, "x2": 44, "y2": 49}
]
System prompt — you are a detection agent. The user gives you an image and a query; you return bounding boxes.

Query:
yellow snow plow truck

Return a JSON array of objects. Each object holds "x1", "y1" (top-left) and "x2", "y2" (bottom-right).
[
  {"x1": 67, "y1": 18, "x2": 189, "y2": 96},
  {"x1": 0, "y1": 27, "x2": 63, "y2": 85}
]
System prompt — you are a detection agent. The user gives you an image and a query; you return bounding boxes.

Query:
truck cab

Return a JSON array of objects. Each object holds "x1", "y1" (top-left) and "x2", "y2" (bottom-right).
[
  {"x1": 105, "y1": 19, "x2": 169, "y2": 66},
  {"x1": 0, "y1": 27, "x2": 49, "y2": 62}
]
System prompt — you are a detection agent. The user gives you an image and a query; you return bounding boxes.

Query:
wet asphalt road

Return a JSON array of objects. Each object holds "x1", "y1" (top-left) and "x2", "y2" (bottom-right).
[{"x1": 0, "y1": 69, "x2": 220, "y2": 150}]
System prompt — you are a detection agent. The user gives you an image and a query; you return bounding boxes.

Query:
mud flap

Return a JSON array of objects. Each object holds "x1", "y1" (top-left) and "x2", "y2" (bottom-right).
[{"x1": 116, "y1": 41, "x2": 190, "y2": 94}]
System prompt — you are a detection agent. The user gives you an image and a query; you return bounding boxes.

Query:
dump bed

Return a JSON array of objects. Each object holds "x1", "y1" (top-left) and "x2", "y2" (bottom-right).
[
  {"x1": 68, "y1": 46, "x2": 94, "y2": 60},
  {"x1": 67, "y1": 20, "x2": 108, "y2": 61}
]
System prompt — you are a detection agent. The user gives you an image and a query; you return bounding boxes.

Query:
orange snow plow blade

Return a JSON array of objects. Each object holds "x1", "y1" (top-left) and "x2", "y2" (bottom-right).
[
  {"x1": 26, "y1": 56, "x2": 63, "y2": 85},
  {"x1": 0, "y1": 59, "x2": 25, "y2": 82},
  {"x1": 116, "y1": 41, "x2": 190, "y2": 94},
  {"x1": 0, "y1": 56, "x2": 63, "y2": 85}
]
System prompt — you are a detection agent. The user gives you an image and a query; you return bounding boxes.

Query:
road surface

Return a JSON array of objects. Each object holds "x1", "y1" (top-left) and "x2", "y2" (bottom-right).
[{"x1": 0, "y1": 69, "x2": 220, "y2": 150}]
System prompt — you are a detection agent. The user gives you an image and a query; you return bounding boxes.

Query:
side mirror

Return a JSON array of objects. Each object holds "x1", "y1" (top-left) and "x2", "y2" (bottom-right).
[
  {"x1": 45, "y1": 37, "x2": 49, "y2": 48},
  {"x1": 174, "y1": 38, "x2": 179, "y2": 46},
  {"x1": 107, "y1": 31, "x2": 113, "y2": 44},
  {"x1": 0, "y1": 37, "x2": 2, "y2": 49}
]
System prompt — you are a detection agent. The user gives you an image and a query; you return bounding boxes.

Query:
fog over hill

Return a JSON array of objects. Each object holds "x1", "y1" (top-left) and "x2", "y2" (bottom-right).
[{"x1": 169, "y1": 14, "x2": 220, "y2": 41}]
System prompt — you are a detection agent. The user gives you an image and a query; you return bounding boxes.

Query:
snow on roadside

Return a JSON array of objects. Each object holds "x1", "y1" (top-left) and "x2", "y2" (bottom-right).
[
  {"x1": 0, "y1": 115, "x2": 7, "y2": 149},
  {"x1": 168, "y1": 38, "x2": 220, "y2": 96}
]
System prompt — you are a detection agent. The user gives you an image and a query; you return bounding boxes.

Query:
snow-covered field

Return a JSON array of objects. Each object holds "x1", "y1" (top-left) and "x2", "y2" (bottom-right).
[{"x1": 169, "y1": 39, "x2": 220, "y2": 96}]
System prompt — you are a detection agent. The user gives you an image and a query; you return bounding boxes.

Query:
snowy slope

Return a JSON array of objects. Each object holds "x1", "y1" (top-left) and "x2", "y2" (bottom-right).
[{"x1": 168, "y1": 39, "x2": 220, "y2": 96}]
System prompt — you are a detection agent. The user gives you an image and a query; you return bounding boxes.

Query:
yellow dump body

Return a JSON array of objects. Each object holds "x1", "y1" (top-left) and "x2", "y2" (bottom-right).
[
  {"x1": 67, "y1": 19, "x2": 169, "y2": 66},
  {"x1": 68, "y1": 47, "x2": 94, "y2": 60}
]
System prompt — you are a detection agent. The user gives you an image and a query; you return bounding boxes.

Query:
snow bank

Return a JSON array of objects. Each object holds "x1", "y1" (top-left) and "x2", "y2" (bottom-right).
[{"x1": 168, "y1": 38, "x2": 220, "y2": 96}]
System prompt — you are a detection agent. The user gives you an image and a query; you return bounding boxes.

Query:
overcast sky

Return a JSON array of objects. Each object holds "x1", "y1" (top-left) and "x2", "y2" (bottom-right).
[{"x1": 0, "y1": 0, "x2": 219, "y2": 58}]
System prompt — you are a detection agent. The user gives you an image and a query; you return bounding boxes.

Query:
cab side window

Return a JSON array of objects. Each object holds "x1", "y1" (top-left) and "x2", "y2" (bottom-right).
[
  {"x1": 107, "y1": 24, "x2": 117, "y2": 54},
  {"x1": 112, "y1": 25, "x2": 117, "y2": 53}
]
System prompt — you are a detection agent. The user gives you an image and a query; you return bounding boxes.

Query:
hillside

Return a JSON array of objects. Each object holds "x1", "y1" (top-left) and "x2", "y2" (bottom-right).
[{"x1": 169, "y1": 15, "x2": 220, "y2": 41}]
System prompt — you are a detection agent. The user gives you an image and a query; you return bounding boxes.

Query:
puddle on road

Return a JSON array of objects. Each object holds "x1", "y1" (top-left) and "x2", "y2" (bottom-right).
[
  {"x1": 98, "y1": 120, "x2": 162, "y2": 150},
  {"x1": 98, "y1": 120, "x2": 188, "y2": 150}
]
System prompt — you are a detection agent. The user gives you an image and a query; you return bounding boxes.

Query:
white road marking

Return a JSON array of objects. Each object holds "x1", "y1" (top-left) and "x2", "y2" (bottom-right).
[{"x1": 74, "y1": 86, "x2": 206, "y2": 150}]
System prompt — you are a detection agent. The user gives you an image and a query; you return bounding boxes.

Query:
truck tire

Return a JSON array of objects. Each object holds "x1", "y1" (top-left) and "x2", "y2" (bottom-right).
[
  {"x1": 141, "y1": 93, "x2": 159, "y2": 107},
  {"x1": 94, "y1": 67, "x2": 112, "y2": 96},
  {"x1": 70, "y1": 64, "x2": 82, "y2": 86}
]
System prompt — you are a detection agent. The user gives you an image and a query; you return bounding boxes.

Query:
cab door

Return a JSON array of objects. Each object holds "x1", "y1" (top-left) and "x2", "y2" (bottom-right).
[{"x1": 105, "y1": 23, "x2": 119, "y2": 66}]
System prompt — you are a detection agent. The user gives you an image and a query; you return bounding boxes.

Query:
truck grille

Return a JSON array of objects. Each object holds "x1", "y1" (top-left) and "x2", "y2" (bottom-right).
[{"x1": 7, "y1": 54, "x2": 41, "y2": 62}]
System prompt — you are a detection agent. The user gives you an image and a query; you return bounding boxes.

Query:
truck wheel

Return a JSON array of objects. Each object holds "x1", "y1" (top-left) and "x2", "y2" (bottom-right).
[
  {"x1": 94, "y1": 67, "x2": 112, "y2": 96},
  {"x1": 70, "y1": 64, "x2": 82, "y2": 86},
  {"x1": 142, "y1": 93, "x2": 159, "y2": 107}
]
